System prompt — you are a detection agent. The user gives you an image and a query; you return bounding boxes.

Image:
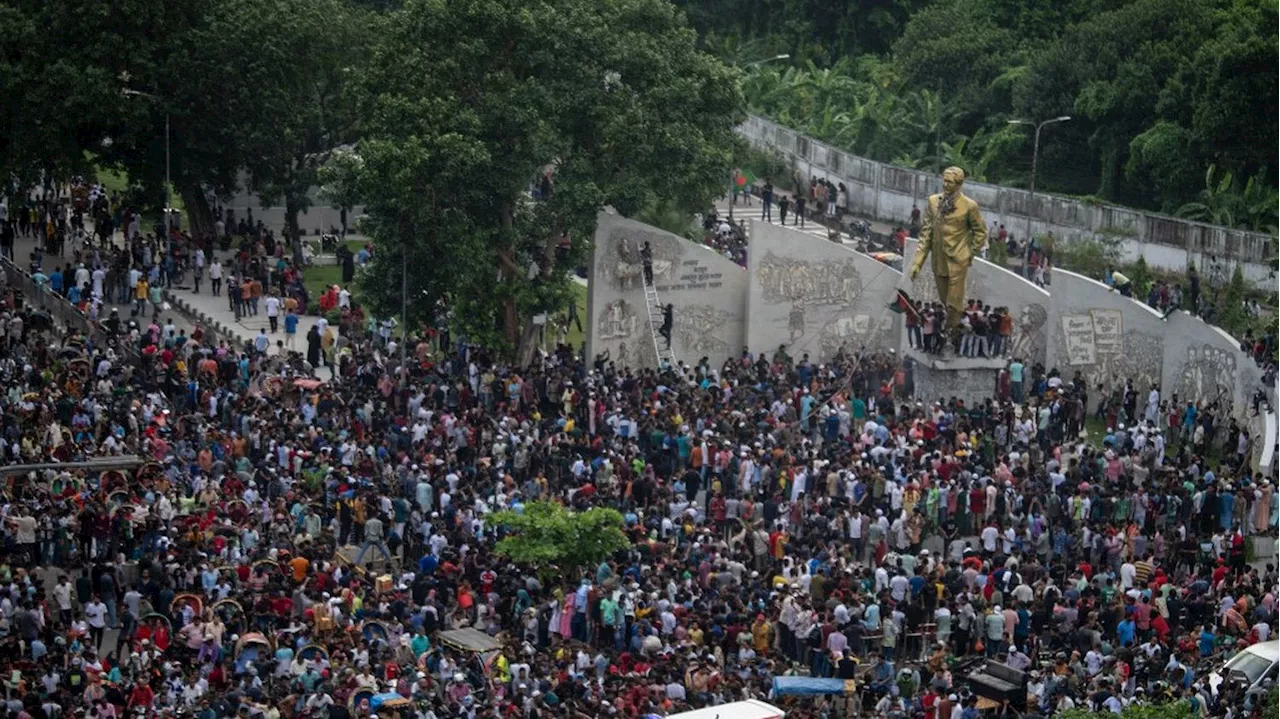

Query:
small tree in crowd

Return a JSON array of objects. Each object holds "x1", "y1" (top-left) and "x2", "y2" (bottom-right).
[{"x1": 490, "y1": 501, "x2": 629, "y2": 580}]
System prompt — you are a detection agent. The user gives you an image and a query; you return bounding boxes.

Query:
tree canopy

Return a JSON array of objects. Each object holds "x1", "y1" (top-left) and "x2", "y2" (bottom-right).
[
  {"x1": 724, "y1": 0, "x2": 1277, "y2": 227},
  {"x1": 490, "y1": 501, "x2": 630, "y2": 575},
  {"x1": 333, "y1": 0, "x2": 743, "y2": 358}
]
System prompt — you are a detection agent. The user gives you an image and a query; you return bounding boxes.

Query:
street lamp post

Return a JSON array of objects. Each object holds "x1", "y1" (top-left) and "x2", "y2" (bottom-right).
[
  {"x1": 121, "y1": 88, "x2": 171, "y2": 228},
  {"x1": 732, "y1": 54, "x2": 790, "y2": 220},
  {"x1": 1008, "y1": 116, "x2": 1070, "y2": 272}
]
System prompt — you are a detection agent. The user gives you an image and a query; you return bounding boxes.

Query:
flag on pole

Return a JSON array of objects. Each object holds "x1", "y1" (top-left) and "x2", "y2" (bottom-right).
[
  {"x1": 886, "y1": 288, "x2": 921, "y2": 321},
  {"x1": 735, "y1": 169, "x2": 756, "y2": 189}
]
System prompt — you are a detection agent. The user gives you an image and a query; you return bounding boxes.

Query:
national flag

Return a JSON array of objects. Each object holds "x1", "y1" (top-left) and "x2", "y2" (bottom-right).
[
  {"x1": 886, "y1": 288, "x2": 921, "y2": 321},
  {"x1": 735, "y1": 169, "x2": 756, "y2": 188}
]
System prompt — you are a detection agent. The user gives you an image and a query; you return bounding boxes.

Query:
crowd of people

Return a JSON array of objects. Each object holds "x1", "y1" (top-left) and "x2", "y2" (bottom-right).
[{"x1": 0, "y1": 198, "x2": 1273, "y2": 719}]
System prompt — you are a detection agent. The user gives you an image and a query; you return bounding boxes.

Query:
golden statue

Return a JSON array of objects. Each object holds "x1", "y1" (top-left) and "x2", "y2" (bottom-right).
[{"x1": 908, "y1": 166, "x2": 988, "y2": 345}]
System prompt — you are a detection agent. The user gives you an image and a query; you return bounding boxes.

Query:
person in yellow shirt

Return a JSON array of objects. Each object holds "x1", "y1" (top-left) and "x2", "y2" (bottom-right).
[
  {"x1": 752, "y1": 614, "x2": 773, "y2": 653},
  {"x1": 134, "y1": 278, "x2": 150, "y2": 316}
]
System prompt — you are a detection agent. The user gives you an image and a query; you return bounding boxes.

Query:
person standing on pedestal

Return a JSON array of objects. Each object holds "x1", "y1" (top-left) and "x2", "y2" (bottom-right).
[{"x1": 908, "y1": 166, "x2": 987, "y2": 354}]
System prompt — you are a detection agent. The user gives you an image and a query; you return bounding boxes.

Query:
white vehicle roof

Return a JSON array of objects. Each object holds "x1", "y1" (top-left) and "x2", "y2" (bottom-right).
[
  {"x1": 1236, "y1": 640, "x2": 1280, "y2": 663},
  {"x1": 665, "y1": 700, "x2": 785, "y2": 719}
]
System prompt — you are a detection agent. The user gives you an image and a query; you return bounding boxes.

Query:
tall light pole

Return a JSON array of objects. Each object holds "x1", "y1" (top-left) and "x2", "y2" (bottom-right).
[
  {"x1": 731, "y1": 54, "x2": 791, "y2": 220},
  {"x1": 121, "y1": 88, "x2": 171, "y2": 228},
  {"x1": 1007, "y1": 116, "x2": 1071, "y2": 194},
  {"x1": 1008, "y1": 116, "x2": 1070, "y2": 270}
]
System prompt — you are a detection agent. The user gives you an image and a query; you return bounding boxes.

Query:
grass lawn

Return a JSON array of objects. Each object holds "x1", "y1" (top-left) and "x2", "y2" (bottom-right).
[
  {"x1": 300, "y1": 238, "x2": 373, "y2": 304},
  {"x1": 302, "y1": 263, "x2": 345, "y2": 303}
]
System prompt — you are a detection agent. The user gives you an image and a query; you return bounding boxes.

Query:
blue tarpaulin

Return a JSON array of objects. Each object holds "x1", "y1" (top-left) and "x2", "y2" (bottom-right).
[{"x1": 771, "y1": 676, "x2": 856, "y2": 696}]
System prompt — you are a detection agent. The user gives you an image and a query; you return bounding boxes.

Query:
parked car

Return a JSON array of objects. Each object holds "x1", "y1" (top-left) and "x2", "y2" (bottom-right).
[{"x1": 1208, "y1": 640, "x2": 1279, "y2": 695}]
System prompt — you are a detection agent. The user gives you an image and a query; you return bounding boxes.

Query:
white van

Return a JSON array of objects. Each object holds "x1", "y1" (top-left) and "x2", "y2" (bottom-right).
[{"x1": 664, "y1": 700, "x2": 786, "y2": 719}]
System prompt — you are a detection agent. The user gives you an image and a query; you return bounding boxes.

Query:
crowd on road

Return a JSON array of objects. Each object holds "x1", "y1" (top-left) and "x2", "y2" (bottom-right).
[{"x1": 0, "y1": 201, "x2": 1275, "y2": 719}]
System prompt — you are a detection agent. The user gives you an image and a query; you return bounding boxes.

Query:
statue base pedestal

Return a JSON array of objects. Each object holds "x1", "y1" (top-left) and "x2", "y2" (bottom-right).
[{"x1": 905, "y1": 348, "x2": 1006, "y2": 407}]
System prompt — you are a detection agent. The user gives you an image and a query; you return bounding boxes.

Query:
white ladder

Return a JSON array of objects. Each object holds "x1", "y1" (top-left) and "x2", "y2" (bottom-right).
[{"x1": 643, "y1": 278, "x2": 676, "y2": 368}]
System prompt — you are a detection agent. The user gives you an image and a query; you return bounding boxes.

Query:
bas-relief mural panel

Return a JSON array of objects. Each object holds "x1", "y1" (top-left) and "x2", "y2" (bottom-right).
[
  {"x1": 747, "y1": 221, "x2": 901, "y2": 363},
  {"x1": 901, "y1": 239, "x2": 1049, "y2": 368},
  {"x1": 1047, "y1": 270, "x2": 1165, "y2": 400},
  {"x1": 587, "y1": 212, "x2": 746, "y2": 369},
  {"x1": 1162, "y1": 313, "x2": 1263, "y2": 421}
]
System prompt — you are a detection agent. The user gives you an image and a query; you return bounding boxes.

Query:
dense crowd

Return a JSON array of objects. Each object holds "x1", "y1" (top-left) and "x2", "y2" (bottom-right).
[{"x1": 0, "y1": 197, "x2": 1274, "y2": 719}]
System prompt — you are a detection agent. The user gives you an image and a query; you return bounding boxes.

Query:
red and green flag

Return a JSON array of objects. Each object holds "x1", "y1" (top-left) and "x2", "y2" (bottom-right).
[{"x1": 734, "y1": 169, "x2": 756, "y2": 189}]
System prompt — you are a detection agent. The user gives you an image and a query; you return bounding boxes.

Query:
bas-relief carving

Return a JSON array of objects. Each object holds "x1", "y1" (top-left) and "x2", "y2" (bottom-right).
[
  {"x1": 595, "y1": 227, "x2": 684, "y2": 292},
  {"x1": 596, "y1": 299, "x2": 640, "y2": 342},
  {"x1": 590, "y1": 213, "x2": 746, "y2": 368},
  {"x1": 1054, "y1": 309, "x2": 1163, "y2": 394},
  {"x1": 674, "y1": 304, "x2": 737, "y2": 360},
  {"x1": 1176, "y1": 343, "x2": 1238, "y2": 415},
  {"x1": 755, "y1": 250, "x2": 892, "y2": 358}
]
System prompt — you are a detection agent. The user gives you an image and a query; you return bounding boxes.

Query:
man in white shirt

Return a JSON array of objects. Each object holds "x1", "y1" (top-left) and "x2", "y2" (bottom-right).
[
  {"x1": 209, "y1": 260, "x2": 223, "y2": 296},
  {"x1": 53, "y1": 577, "x2": 73, "y2": 627},
  {"x1": 981, "y1": 521, "x2": 1000, "y2": 554},
  {"x1": 83, "y1": 596, "x2": 108, "y2": 650},
  {"x1": 264, "y1": 294, "x2": 281, "y2": 332}
]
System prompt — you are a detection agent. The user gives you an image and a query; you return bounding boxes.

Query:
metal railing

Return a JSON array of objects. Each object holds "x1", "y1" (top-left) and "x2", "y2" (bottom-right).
[{"x1": 0, "y1": 255, "x2": 139, "y2": 360}]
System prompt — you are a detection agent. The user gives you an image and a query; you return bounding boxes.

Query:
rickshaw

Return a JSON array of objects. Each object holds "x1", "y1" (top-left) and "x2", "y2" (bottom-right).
[
  {"x1": 233, "y1": 632, "x2": 273, "y2": 673},
  {"x1": 349, "y1": 688, "x2": 375, "y2": 714},
  {"x1": 106, "y1": 489, "x2": 131, "y2": 510},
  {"x1": 49, "y1": 473, "x2": 82, "y2": 498},
  {"x1": 437, "y1": 627, "x2": 504, "y2": 704},
  {"x1": 214, "y1": 598, "x2": 246, "y2": 633},
  {"x1": 136, "y1": 612, "x2": 172, "y2": 651},
  {"x1": 136, "y1": 462, "x2": 163, "y2": 484},
  {"x1": 253, "y1": 558, "x2": 282, "y2": 578},
  {"x1": 171, "y1": 593, "x2": 203, "y2": 619},
  {"x1": 298, "y1": 644, "x2": 329, "y2": 663},
  {"x1": 224, "y1": 498, "x2": 250, "y2": 523},
  {"x1": 361, "y1": 619, "x2": 390, "y2": 644}
]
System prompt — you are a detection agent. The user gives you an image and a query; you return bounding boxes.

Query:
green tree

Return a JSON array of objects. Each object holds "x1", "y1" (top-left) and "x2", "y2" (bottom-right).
[
  {"x1": 490, "y1": 501, "x2": 630, "y2": 576},
  {"x1": 1216, "y1": 263, "x2": 1249, "y2": 335},
  {"x1": 235, "y1": 0, "x2": 378, "y2": 264},
  {"x1": 343, "y1": 0, "x2": 743, "y2": 359},
  {"x1": 1057, "y1": 702, "x2": 1191, "y2": 719}
]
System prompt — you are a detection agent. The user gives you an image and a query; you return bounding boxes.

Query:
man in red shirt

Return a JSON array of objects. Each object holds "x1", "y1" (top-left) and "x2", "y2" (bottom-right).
[{"x1": 127, "y1": 680, "x2": 155, "y2": 710}]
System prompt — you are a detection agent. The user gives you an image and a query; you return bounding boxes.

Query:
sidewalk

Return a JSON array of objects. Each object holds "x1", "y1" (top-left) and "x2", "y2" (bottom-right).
[{"x1": 714, "y1": 190, "x2": 898, "y2": 246}]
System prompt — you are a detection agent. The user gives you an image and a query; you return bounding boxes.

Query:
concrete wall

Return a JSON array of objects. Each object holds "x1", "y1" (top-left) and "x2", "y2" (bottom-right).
[
  {"x1": 739, "y1": 115, "x2": 1277, "y2": 288},
  {"x1": 586, "y1": 211, "x2": 747, "y2": 369},
  {"x1": 1046, "y1": 269, "x2": 1167, "y2": 406},
  {"x1": 913, "y1": 361, "x2": 1000, "y2": 408},
  {"x1": 746, "y1": 220, "x2": 901, "y2": 362},
  {"x1": 901, "y1": 238, "x2": 1051, "y2": 369},
  {"x1": 1162, "y1": 313, "x2": 1267, "y2": 423}
]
